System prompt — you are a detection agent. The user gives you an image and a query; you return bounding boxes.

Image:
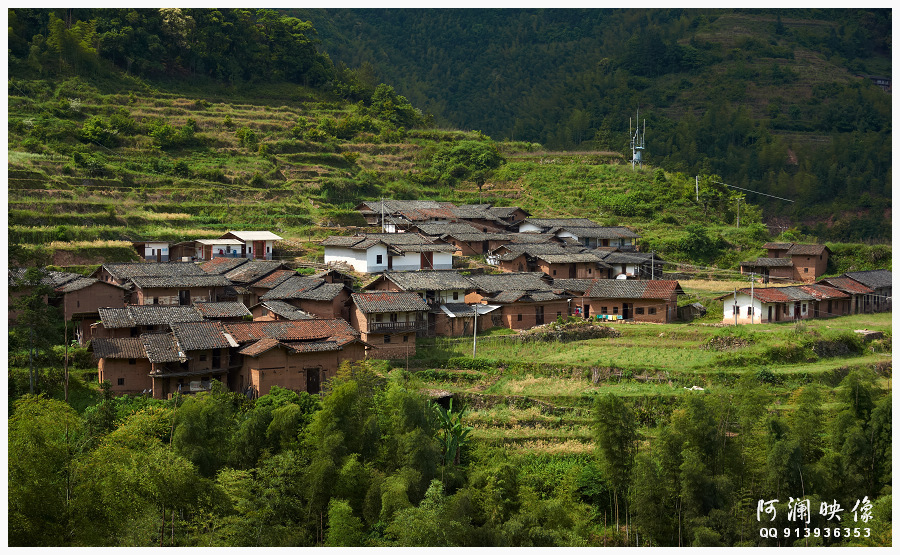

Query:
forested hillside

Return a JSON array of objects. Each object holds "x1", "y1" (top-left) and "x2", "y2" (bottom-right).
[{"x1": 291, "y1": 8, "x2": 892, "y2": 241}]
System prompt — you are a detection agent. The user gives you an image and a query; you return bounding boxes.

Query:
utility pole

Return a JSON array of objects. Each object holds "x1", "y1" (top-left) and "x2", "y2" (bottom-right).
[
  {"x1": 736, "y1": 197, "x2": 741, "y2": 228},
  {"x1": 734, "y1": 288, "x2": 738, "y2": 326},
  {"x1": 695, "y1": 175, "x2": 699, "y2": 202},
  {"x1": 472, "y1": 305, "x2": 478, "y2": 358},
  {"x1": 750, "y1": 273, "x2": 755, "y2": 324},
  {"x1": 651, "y1": 251, "x2": 655, "y2": 280}
]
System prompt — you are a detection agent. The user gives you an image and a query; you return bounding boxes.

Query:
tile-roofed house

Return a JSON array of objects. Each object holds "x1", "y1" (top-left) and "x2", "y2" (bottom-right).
[
  {"x1": 720, "y1": 286, "x2": 818, "y2": 324},
  {"x1": 487, "y1": 206, "x2": 530, "y2": 224},
  {"x1": 350, "y1": 291, "x2": 429, "y2": 357},
  {"x1": 551, "y1": 278, "x2": 599, "y2": 296},
  {"x1": 194, "y1": 301, "x2": 252, "y2": 320},
  {"x1": 129, "y1": 274, "x2": 231, "y2": 306},
  {"x1": 322, "y1": 233, "x2": 454, "y2": 273},
  {"x1": 219, "y1": 231, "x2": 282, "y2": 260},
  {"x1": 816, "y1": 276, "x2": 874, "y2": 315},
  {"x1": 141, "y1": 333, "x2": 186, "y2": 363},
  {"x1": 843, "y1": 270, "x2": 892, "y2": 312},
  {"x1": 798, "y1": 284, "x2": 852, "y2": 318},
  {"x1": 414, "y1": 222, "x2": 485, "y2": 237},
  {"x1": 582, "y1": 280, "x2": 684, "y2": 323},
  {"x1": 94, "y1": 305, "x2": 206, "y2": 340},
  {"x1": 93, "y1": 262, "x2": 207, "y2": 287},
  {"x1": 517, "y1": 218, "x2": 602, "y2": 231},
  {"x1": 250, "y1": 300, "x2": 315, "y2": 321},
  {"x1": 466, "y1": 272, "x2": 552, "y2": 294},
  {"x1": 356, "y1": 200, "x2": 458, "y2": 231},
  {"x1": 91, "y1": 337, "x2": 154, "y2": 395},
  {"x1": 743, "y1": 242, "x2": 831, "y2": 283},
  {"x1": 260, "y1": 277, "x2": 350, "y2": 319}
]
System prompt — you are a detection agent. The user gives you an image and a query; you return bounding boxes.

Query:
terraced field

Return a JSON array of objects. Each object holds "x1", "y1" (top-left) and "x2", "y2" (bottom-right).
[{"x1": 404, "y1": 312, "x2": 892, "y2": 455}]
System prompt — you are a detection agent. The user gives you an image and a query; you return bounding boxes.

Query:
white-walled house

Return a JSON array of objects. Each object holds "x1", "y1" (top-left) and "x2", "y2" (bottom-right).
[
  {"x1": 321, "y1": 234, "x2": 454, "y2": 273},
  {"x1": 220, "y1": 231, "x2": 282, "y2": 260},
  {"x1": 132, "y1": 241, "x2": 171, "y2": 262},
  {"x1": 195, "y1": 239, "x2": 246, "y2": 260},
  {"x1": 721, "y1": 286, "x2": 817, "y2": 324}
]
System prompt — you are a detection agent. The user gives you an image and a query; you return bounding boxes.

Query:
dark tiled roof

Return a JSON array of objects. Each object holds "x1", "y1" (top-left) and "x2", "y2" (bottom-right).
[
  {"x1": 251, "y1": 269, "x2": 297, "y2": 289},
  {"x1": 785, "y1": 244, "x2": 829, "y2": 256},
  {"x1": 194, "y1": 301, "x2": 252, "y2": 319},
  {"x1": 598, "y1": 252, "x2": 652, "y2": 264},
  {"x1": 130, "y1": 275, "x2": 231, "y2": 288},
  {"x1": 240, "y1": 338, "x2": 344, "y2": 357},
  {"x1": 170, "y1": 321, "x2": 233, "y2": 351},
  {"x1": 799, "y1": 284, "x2": 850, "y2": 300},
  {"x1": 507, "y1": 233, "x2": 555, "y2": 244},
  {"x1": 523, "y1": 218, "x2": 601, "y2": 229},
  {"x1": 320, "y1": 235, "x2": 373, "y2": 248},
  {"x1": 98, "y1": 305, "x2": 205, "y2": 328},
  {"x1": 741, "y1": 258, "x2": 794, "y2": 268},
  {"x1": 585, "y1": 280, "x2": 683, "y2": 300},
  {"x1": 225, "y1": 319, "x2": 358, "y2": 343},
  {"x1": 551, "y1": 279, "x2": 598, "y2": 294},
  {"x1": 200, "y1": 257, "x2": 250, "y2": 274},
  {"x1": 444, "y1": 232, "x2": 510, "y2": 242},
  {"x1": 468, "y1": 272, "x2": 551, "y2": 293},
  {"x1": 535, "y1": 252, "x2": 606, "y2": 264},
  {"x1": 55, "y1": 277, "x2": 126, "y2": 293},
  {"x1": 817, "y1": 277, "x2": 874, "y2": 295},
  {"x1": 225, "y1": 260, "x2": 286, "y2": 284},
  {"x1": 102, "y1": 262, "x2": 206, "y2": 280},
  {"x1": 560, "y1": 226, "x2": 640, "y2": 239},
  {"x1": 378, "y1": 270, "x2": 475, "y2": 291},
  {"x1": 9, "y1": 268, "x2": 81, "y2": 288},
  {"x1": 843, "y1": 270, "x2": 892, "y2": 289},
  {"x1": 351, "y1": 291, "x2": 430, "y2": 313},
  {"x1": 260, "y1": 276, "x2": 327, "y2": 300},
  {"x1": 289, "y1": 282, "x2": 347, "y2": 301},
  {"x1": 736, "y1": 286, "x2": 816, "y2": 303},
  {"x1": 763, "y1": 242, "x2": 794, "y2": 250},
  {"x1": 141, "y1": 333, "x2": 185, "y2": 363},
  {"x1": 415, "y1": 222, "x2": 484, "y2": 236},
  {"x1": 488, "y1": 206, "x2": 528, "y2": 218},
  {"x1": 238, "y1": 337, "x2": 282, "y2": 357},
  {"x1": 258, "y1": 300, "x2": 315, "y2": 320},
  {"x1": 92, "y1": 337, "x2": 147, "y2": 360}
]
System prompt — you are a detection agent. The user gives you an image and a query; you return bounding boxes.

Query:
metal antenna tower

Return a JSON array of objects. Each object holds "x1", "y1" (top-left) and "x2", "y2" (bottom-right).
[{"x1": 630, "y1": 109, "x2": 646, "y2": 170}]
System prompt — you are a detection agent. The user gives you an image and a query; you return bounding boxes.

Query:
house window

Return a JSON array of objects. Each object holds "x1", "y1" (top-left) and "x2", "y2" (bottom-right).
[
  {"x1": 403, "y1": 334, "x2": 408, "y2": 342},
  {"x1": 613, "y1": 306, "x2": 619, "y2": 314},
  {"x1": 375, "y1": 314, "x2": 383, "y2": 322},
  {"x1": 211, "y1": 349, "x2": 221, "y2": 369},
  {"x1": 588, "y1": 268, "x2": 592, "y2": 275},
  {"x1": 376, "y1": 254, "x2": 383, "y2": 265},
  {"x1": 804, "y1": 267, "x2": 809, "y2": 273},
  {"x1": 199, "y1": 353, "x2": 207, "y2": 362},
  {"x1": 517, "y1": 314, "x2": 522, "y2": 321},
  {"x1": 601, "y1": 307, "x2": 608, "y2": 314},
  {"x1": 649, "y1": 307, "x2": 657, "y2": 315},
  {"x1": 117, "y1": 378, "x2": 125, "y2": 386},
  {"x1": 77, "y1": 300, "x2": 80, "y2": 308},
  {"x1": 557, "y1": 312, "x2": 562, "y2": 318},
  {"x1": 635, "y1": 307, "x2": 645, "y2": 315},
  {"x1": 128, "y1": 359, "x2": 136, "y2": 365},
  {"x1": 452, "y1": 292, "x2": 459, "y2": 301},
  {"x1": 384, "y1": 334, "x2": 391, "y2": 343},
  {"x1": 802, "y1": 304, "x2": 806, "y2": 312},
  {"x1": 747, "y1": 306, "x2": 754, "y2": 316},
  {"x1": 552, "y1": 270, "x2": 557, "y2": 275},
  {"x1": 389, "y1": 313, "x2": 398, "y2": 322},
  {"x1": 153, "y1": 297, "x2": 158, "y2": 305},
  {"x1": 733, "y1": 305, "x2": 740, "y2": 315}
]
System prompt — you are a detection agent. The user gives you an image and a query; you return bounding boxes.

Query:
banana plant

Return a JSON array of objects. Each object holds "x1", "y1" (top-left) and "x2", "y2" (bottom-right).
[{"x1": 434, "y1": 399, "x2": 473, "y2": 466}]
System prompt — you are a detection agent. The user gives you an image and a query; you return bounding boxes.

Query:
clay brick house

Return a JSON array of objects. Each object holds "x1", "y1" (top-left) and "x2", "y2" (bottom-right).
[
  {"x1": 583, "y1": 280, "x2": 684, "y2": 323},
  {"x1": 130, "y1": 274, "x2": 231, "y2": 306},
  {"x1": 260, "y1": 276, "x2": 352, "y2": 320},
  {"x1": 222, "y1": 260, "x2": 291, "y2": 306},
  {"x1": 92, "y1": 336, "x2": 154, "y2": 395},
  {"x1": 51, "y1": 276, "x2": 129, "y2": 344},
  {"x1": 349, "y1": 291, "x2": 429, "y2": 358},
  {"x1": 91, "y1": 262, "x2": 209, "y2": 295},
  {"x1": 487, "y1": 206, "x2": 530, "y2": 225},
  {"x1": 356, "y1": 200, "x2": 458, "y2": 232},
  {"x1": 551, "y1": 278, "x2": 600, "y2": 318},
  {"x1": 534, "y1": 252, "x2": 612, "y2": 280},
  {"x1": 101, "y1": 318, "x2": 365, "y2": 399},
  {"x1": 842, "y1": 270, "x2": 892, "y2": 313},
  {"x1": 816, "y1": 276, "x2": 875, "y2": 315},
  {"x1": 466, "y1": 272, "x2": 570, "y2": 330},
  {"x1": 363, "y1": 270, "x2": 481, "y2": 336},
  {"x1": 742, "y1": 243, "x2": 831, "y2": 283},
  {"x1": 798, "y1": 284, "x2": 852, "y2": 318}
]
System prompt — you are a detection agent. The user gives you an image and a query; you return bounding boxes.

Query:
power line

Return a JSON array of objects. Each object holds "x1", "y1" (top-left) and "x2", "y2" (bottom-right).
[{"x1": 711, "y1": 180, "x2": 795, "y2": 203}]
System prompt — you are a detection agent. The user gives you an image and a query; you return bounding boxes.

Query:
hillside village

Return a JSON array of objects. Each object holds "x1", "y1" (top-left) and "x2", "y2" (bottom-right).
[{"x1": 10, "y1": 199, "x2": 891, "y2": 401}]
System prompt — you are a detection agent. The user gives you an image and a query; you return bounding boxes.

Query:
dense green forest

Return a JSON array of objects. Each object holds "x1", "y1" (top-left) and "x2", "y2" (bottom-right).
[
  {"x1": 8, "y1": 361, "x2": 892, "y2": 547},
  {"x1": 290, "y1": 8, "x2": 892, "y2": 241}
]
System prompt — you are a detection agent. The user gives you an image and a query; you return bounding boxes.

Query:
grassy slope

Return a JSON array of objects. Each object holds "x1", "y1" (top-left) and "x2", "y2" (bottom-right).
[{"x1": 402, "y1": 312, "x2": 891, "y2": 455}]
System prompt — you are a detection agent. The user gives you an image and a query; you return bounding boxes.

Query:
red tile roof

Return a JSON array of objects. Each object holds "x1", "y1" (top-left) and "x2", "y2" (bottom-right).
[
  {"x1": 817, "y1": 277, "x2": 874, "y2": 295},
  {"x1": 224, "y1": 319, "x2": 358, "y2": 343},
  {"x1": 799, "y1": 284, "x2": 850, "y2": 300}
]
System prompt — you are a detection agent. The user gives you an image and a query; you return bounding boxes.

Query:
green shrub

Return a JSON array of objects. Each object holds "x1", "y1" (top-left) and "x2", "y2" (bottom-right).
[{"x1": 445, "y1": 356, "x2": 499, "y2": 371}]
